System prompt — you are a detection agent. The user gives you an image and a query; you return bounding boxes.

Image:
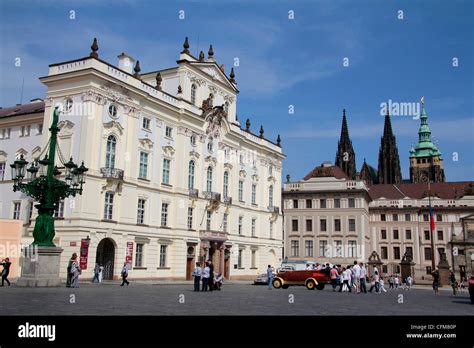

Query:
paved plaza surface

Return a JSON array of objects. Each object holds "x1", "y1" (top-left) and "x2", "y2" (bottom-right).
[{"x1": 0, "y1": 281, "x2": 472, "y2": 315}]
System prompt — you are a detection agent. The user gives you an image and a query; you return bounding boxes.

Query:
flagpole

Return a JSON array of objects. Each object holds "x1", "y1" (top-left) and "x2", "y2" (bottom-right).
[{"x1": 428, "y1": 181, "x2": 435, "y2": 272}]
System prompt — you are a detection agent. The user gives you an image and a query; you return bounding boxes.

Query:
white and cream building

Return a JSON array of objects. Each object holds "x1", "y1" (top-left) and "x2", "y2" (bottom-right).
[{"x1": 0, "y1": 38, "x2": 284, "y2": 280}]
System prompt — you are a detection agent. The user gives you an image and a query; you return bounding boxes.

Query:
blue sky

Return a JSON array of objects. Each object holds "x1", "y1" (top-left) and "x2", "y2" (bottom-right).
[{"x1": 1, "y1": 0, "x2": 473, "y2": 181}]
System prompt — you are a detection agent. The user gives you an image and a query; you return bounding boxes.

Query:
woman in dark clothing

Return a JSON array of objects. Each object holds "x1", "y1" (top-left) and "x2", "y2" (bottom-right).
[{"x1": 1, "y1": 258, "x2": 12, "y2": 286}]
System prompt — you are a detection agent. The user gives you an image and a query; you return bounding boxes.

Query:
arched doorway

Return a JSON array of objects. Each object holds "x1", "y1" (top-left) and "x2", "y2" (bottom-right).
[{"x1": 96, "y1": 238, "x2": 115, "y2": 280}]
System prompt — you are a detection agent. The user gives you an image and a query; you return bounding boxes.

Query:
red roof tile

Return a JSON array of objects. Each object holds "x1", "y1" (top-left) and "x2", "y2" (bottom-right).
[
  {"x1": 368, "y1": 182, "x2": 473, "y2": 200},
  {"x1": 0, "y1": 100, "x2": 45, "y2": 119},
  {"x1": 303, "y1": 165, "x2": 349, "y2": 181}
]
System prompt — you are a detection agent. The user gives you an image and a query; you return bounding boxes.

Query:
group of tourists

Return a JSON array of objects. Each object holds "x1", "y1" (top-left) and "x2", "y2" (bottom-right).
[
  {"x1": 192, "y1": 260, "x2": 224, "y2": 292},
  {"x1": 327, "y1": 261, "x2": 414, "y2": 294}
]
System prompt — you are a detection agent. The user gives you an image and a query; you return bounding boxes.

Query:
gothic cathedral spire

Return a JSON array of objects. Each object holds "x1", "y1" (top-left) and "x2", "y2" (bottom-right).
[
  {"x1": 377, "y1": 108, "x2": 402, "y2": 184},
  {"x1": 335, "y1": 109, "x2": 356, "y2": 179}
]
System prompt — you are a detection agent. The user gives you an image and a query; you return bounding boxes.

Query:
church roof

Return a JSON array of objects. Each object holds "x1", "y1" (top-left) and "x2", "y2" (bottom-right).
[
  {"x1": 411, "y1": 100, "x2": 442, "y2": 158},
  {"x1": 303, "y1": 164, "x2": 349, "y2": 181},
  {"x1": 368, "y1": 181, "x2": 473, "y2": 200}
]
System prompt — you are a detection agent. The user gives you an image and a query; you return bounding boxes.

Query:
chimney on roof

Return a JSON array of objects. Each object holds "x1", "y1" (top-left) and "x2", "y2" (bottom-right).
[
  {"x1": 117, "y1": 52, "x2": 136, "y2": 74},
  {"x1": 322, "y1": 161, "x2": 332, "y2": 167}
]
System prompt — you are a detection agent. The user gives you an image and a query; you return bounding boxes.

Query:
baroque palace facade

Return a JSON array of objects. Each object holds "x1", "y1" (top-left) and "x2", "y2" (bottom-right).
[
  {"x1": 283, "y1": 107, "x2": 474, "y2": 281},
  {"x1": 0, "y1": 38, "x2": 284, "y2": 280}
]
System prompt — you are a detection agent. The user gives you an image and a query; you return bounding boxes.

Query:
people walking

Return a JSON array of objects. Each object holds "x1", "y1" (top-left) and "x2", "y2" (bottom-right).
[
  {"x1": 389, "y1": 275, "x2": 394, "y2": 289},
  {"x1": 338, "y1": 267, "x2": 351, "y2": 292},
  {"x1": 98, "y1": 264, "x2": 104, "y2": 283},
  {"x1": 394, "y1": 276, "x2": 400, "y2": 289},
  {"x1": 120, "y1": 262, "x2": 129, "y2": 286},
  {"x1": 369, "y1": 267, "x2": 380, "y2": 293},
  {"x1": 69, "y1": 253, "x2": 81, "y2": 288},
  {"x1": 359, "y1": 262, "x2": 367, "y2": 293},
  {"x1": 201, "y1": 262, "x2": 210, "y2": 291},
  {"x1": 92, "y1": 263, "x2": 100, "y2": 283},
  {"x1": 379, "y1": 277, "x2": 387, "y2": 293},
  {"x1": 0, "y1": 258, "x2": 11, "y2": 286},
  {"x1": 449, "y1": 271, "x2": 457, "y2": 296},
  {"x1": 267, "y1": 265, "x2": 274, "y2": 290},
  {"x1": 352, "y1": 261, "x2": 361, "y2": 293},
  {"x1": 192, "y1": 262, "x2": 202, "y2": 291},
  {"x1": 432, "y1": 269, "x2": 440, "y2": 295},
  {"x1": 405, "y1": 276, "x2": 413, "y2": 290},
  {"x1": 330, "y1": 265, "x2": 339, "y2": 292}
]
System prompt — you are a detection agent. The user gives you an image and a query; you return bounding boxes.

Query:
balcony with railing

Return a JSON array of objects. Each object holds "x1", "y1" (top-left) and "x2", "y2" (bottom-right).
[
  {"x1": 188, "y1": 188, "x2": 199, "y2": 198},
  {"x1": 267, "y1": 205, "x2": 280, "y2": 214},
  {"x1": 100, "y1": 167, "x2": 124, "y2": 180}
]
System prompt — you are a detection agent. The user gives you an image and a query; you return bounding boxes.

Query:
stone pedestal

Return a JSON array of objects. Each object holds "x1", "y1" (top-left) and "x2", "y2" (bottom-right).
[
  {"x1": 367, "y1": 251, "x2": 384, "y2": 278},
  {"x1": 437, "y1": 251, "x2": 451, "y2": 287},
  {"x1": 16, "y1": 246, "x2": 63, "y2": 287},
  {"x1": 400, "y1": 260, "x2": 415, "y2": 281}
]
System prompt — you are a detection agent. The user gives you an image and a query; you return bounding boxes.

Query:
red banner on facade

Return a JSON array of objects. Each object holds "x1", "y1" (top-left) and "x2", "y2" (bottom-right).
[
  {"x1": 79, "y1": 238, "x2": 90, "y2": 270},
  {"x1": 125, "y1": 241, "x2": 133, "y2": 266}
]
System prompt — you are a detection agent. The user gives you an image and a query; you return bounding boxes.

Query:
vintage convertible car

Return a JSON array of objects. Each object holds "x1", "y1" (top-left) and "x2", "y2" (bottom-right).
[{"x1": 272, "y1": 269, "x2": 330, "y2": 290}]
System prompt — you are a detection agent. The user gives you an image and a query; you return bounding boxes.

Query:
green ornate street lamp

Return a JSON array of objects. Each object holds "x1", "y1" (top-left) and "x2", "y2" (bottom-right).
[{"x1": 11, "y1": 106, "x2": 88, "y2": 247}]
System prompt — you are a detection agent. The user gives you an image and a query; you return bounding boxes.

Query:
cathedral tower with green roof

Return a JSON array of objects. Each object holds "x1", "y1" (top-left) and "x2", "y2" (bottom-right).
[{"x1": 409, "y1": 98, "x2": 445, "y2": 183}]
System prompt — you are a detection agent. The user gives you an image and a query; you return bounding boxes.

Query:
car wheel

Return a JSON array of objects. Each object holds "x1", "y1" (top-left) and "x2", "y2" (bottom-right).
[
  {"x1": 273, "y1": 278, "x2": 282, "y2": 289},
  {"x1": 282, "y1": 284, "x2": 289, "y2": 289},
  {"x1": 306, "y1": 279, "x2": 316, "y2": 290},
  {"x1": 316, "y1": 283, "x2": 325, "y2": 290}
]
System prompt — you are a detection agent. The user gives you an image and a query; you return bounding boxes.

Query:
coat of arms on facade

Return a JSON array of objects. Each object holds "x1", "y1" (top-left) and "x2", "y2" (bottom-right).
[{"x1": 203, "y1": 105, "x2": 227, "y2": 139}]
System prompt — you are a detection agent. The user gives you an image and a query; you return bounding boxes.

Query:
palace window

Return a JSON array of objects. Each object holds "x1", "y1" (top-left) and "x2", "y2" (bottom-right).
[
  {"x1": 334, "y1": 218, "x2": 341, "y2": 232},
  {"x1": 268, "y1": 185, "x2": 274, "y2": 207},
  {"x1": 188, "y1": 160, "x2": 195, "y2": 190},
  {"x1": 159, "y1": 245, "x2": 167, "y2": 268},
  {"x1": 436, "y1": 214, "x2": 442, "y2": 222},
  {"x1": 187, "y1": 207, "x2": 193, "y2": 229},
  {"x1": 54, "y1": 199, "x2": 65, "y2": 218},
  {"x1": 292, "y1": 219, "x2": 298, "y2": 232},
  {"x1": 191, "y1": 84, "x2": 197, "y2": 105},
  {"x1": 393, "y1": 247, "x2": 401, "y2": 260},
  {"x1": 319, "y1": 240, "x2": 328, "y2": 257},
  {"x1": 206, "y1": 167, "x2": 213, "y2": 192},
  {"x1": 108, "y1": 104, "x2": 118, "y2": 118},
  {"x1": 12, "y1": 202, "x2": 21, "y2": 220},
  {"x1": 223, "y1": 171, "x2": 229, "y2": 198},
  {"x1": 424, "y1": 247, "x2": 432, "y2": 261},
  {"x1": 0, "y1": 162, "x2": 6, "y2": 180},
  {"x1": 423, "y1": 214, "x2": 429, "y2": 222},
  {"x1": 393, "y1": 214, "x2": 398, "y2": 221},
  {"x1": 424, "y1": 230, "x2": 430, "y2": 240},
  {"x1": 381, "y1": 214, "x2": 386, "y2": 221},
  {"x1": 334, "y1": 198, "x2": 341, "y2": 208},
  {"x1": 238, "y1": 180, "x2": 244, "y2": 201},
  {"x1": 104, "y1": 192, "x2": 114, "y2": 220},
  {"x1": 405, "y1": 247, "x2": 413, "y2": 258},
  {"x1": 223, "y1": 213, "x2": 228, "y2": 232},
  {"x1": 293, "y1": 199, "x2": 298, "y2": 209},
  {"x1": 393, "y1": 229, "x2": 399, "y2": 240},
  {"x1": 348, "y1": 241, "x2": 357, "y2": 257},
  {"x1": 405, "y1": 213, "x2": 411, "y2": 221},
  {"x1": 105, "y1": 135, "x2": 116, "y2": 169},
  {"x1": 190, "y1": 134, "x2": 196, "y2": 146},
  {"x1": 139, "y1": 152, "x2": 148, "y2": 179},
  {"x1": 349, "y1": 218, "x2": 356, "y2": 232},
  {"x1": 437, "y1": 230, "x2": 444, "y2": 240},
  {"x1": 162, "y1": 158, "x2": 170, "y2": 184},
  {"x1": 335, "y1": 240, "x2": 342, "y2": 257},
  {"x1": 238, "y1": 249, "x2": 243, "y2": 268},
  {"x1": 306, "y1": 199, "x2": 312, "y2": 209},
  {"x1": 348, "y1": 198, "x2": 355, "y2": 208},
  {"x1": 238, "y1": 216, "x2": 243, "y2": 235},
  {"x1": 320, "y1": 219, "x2": 327, "y2": 232},
  {"x1": 165, "y1": 126, "x2": 173, "y2": 138},
  {"x1": 381, "y1": 229, "x2": 387, "y2": 239},
  {"x1": 206, "y1": 211, "x2": 212, "y2": 230},
  {"x1": 251, "y1": 184, "x2": 257, "y2": 204},
  {"x1": 405, "y1": 229, "x2": 412, "y2": 239},
  {"x1": 137, "y1": 199, "x2": 145, "y2": 224},
  {"x1": 305, "y1": 240, "x2": 313, "y2": 257},
  {"x1": 306, "y1": 219, "x2": 312, "y2": 232},
  {"x1": 135, "y1": 244, "x2": 143, "y2": 267},
  {"x1": 142, "y1": 117, "x2": 150, "y2": 130},
  {"x1": 291, "y1": 240, "x2": 299, "y2": 257},
  {"x1": 320, "y1": 199, "x2": 327, "y2": 208},
  {"x1": 251, "y1": 218, "x2": 256, "y2": 237},
  {"x1": 381, "y1": 247, "x2": 388, "y2": 259},
  {"x1": 161, "y1": 203, "x2": 169, "y2": 227}
]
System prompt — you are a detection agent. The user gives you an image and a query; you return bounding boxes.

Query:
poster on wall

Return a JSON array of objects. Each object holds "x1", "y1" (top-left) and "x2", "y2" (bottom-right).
[
  {"x1": 125, "y1": 241, "x2": 133, "y2": 268},
  {"x1": 79, "y1": 238, "x2": 90, "y2": 270}
]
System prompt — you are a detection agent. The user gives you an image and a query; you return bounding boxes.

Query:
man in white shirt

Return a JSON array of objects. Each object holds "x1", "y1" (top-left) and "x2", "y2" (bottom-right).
[
  {"x1": 192, "y1": 262, "x2": 202, "y2": 292},
  {"x1": 352, "y1": 261, "x2": 361, "y2": 293},
  {"x1": 201, "y1": 263, "x2": 210, "y2": 291}
]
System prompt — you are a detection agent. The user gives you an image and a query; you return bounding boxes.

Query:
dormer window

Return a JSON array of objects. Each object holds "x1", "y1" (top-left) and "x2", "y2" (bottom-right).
[{"x1": 191, "y1": 84, "x2": 197, "y2": 105}]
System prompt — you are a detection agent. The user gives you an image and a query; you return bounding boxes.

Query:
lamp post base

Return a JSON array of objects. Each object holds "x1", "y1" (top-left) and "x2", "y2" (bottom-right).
[{"x1": 16, "y1": 246, "x2": 63, "y2": 287}]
